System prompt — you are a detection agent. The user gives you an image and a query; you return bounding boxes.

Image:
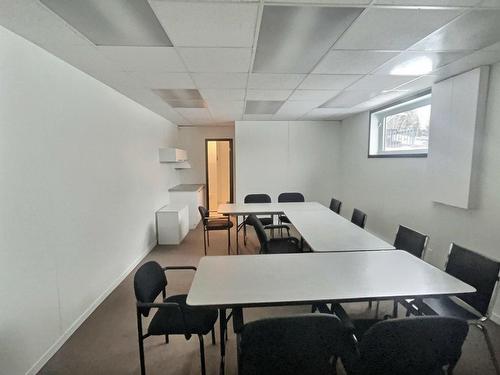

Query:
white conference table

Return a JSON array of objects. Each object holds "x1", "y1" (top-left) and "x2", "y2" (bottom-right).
[
  {"x1": 218, "y1": 201, "x2": 394, "y2": 253},
  {"x1": 187, "y1": 250, "x2": 475, "y2": 374}
]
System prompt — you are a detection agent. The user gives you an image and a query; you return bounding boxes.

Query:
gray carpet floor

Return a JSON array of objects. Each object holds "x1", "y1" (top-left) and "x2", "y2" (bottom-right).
[{"x1": 40, "y1": 222, "x2": 500, "y2": 375}]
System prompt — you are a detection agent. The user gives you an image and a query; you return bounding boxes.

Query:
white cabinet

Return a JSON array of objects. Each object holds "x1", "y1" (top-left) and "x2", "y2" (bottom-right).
[
  {"x1": 159, "y1": 148, "x2": 188, "y2": 163},
  {"x1": 428, "y1": 66, "x2": 489, "y2": 209},
  {"x1": 169, "y1": 184, "x2": 206, "y2": 229},
  {"x1": 156, "y1": 204, "x2": 189, "y2": 245}
]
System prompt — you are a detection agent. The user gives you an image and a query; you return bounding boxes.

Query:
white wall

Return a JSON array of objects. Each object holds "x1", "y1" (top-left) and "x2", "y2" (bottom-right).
[
  {"x1": 0, "y1": 26, "x2": 179, "y2": 374},
  {"x1": 338, "y1": 63, "x2": 500, "y2": 322},
  {"x1": 235, "y1": 121, "x2": 341, "y2": 205},
  {"x1": 177, "y1": 125, "x2": 235, "y2": 186}
]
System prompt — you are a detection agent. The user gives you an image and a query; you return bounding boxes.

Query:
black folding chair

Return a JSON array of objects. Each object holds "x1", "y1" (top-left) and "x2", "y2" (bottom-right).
[
  {"x1": 409, "y1": 243, "x2": 500, "y2": 374},
  {"x1": 341, "y1": 316, "x2": 469, "y2": 375},
  {"x1": 351, "y1": 208, "x2": 367, "y2": 229},
  {"x1": 278, "y1": 192, "x2": 305, "y2": 224},
  {"x1": 198, "y1": 205, "x2": 233, "y2": 255},
  {"x1": 329, "y1": 198, "x2": 342, "y2": 214},
  {"x1": 238, "y1": 314, "x2": 351, "y2": 375},
  {"x1": 134, "y1": 261, "x2": 218, "y2": 375},
  {"x1": 247, "y1": 214, "x2": 301, "y2": 254}
]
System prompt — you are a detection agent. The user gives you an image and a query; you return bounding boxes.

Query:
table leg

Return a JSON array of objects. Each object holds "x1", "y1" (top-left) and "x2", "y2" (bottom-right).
[
  {"x1": 219, "y1": 308, "x2": 226, "y2": 375},
  {"x1": 235, "y1": 215, "x2": 239, "y2": 255},
  {"x1": 232, "y1": 307, "x2": 244, "y2": 334}
]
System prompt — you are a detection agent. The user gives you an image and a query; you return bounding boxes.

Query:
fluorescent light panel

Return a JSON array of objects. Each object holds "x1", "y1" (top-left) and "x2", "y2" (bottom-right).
[
  {"x1": 40, "y1": 0, "x2": 172, "y2": 46},
  {"x1": 253, "y1": 6, "x2": 364, "y2": 73},
  {"x1": 245, "y1": 101, "x2": 284, "y2": 114},
  {"x1": 154, "y1": 89, "x2": 207, "y2": 108}
]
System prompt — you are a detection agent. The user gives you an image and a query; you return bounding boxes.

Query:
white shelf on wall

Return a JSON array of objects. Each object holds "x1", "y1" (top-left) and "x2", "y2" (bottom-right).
[
  {"x1": 159, "y1": 148, "x2": 187, "y2": 163},
  {"x1": 174, "y1": 161, "x2": 191, "y2": 169}
]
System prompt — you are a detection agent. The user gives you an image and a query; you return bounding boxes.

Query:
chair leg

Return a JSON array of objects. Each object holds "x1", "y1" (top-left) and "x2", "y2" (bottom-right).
[
  {"x1": 243, "y1": 222, "x2": 247, "y2": 246},
  {"x1": 375, "y1": 301, "x2": 380, "y2": 319},
  {"x1": 203, "y1": 228, "x2": 207, "y2": 256},
  {"x1": 368, "y1": 300, "x2": 373, "y2": 309},
  {"x1": 165, "y1": 335, "x2": 169, "y2": 344},
  {"x1": 207, "y1": 230, "x2": 210, "y2": 246},
  {"x1": 198, "y1": 334, "x2": 206, "y2": 375},
  {"x1": 227, "y1": 227, "x2": 231, "y2": 255},
  {"x1": 136, "y1": 310, "x2": 146, "y2": 375},
  {"x1": 392, "y1": 299, "x2": 398, "y2": 318},
  {"x1": 475, "y1": 323, "x2": 500, "y2": 375},
  {"x1": 211, "y1": 327, "x2": 216, "y2": 345}
]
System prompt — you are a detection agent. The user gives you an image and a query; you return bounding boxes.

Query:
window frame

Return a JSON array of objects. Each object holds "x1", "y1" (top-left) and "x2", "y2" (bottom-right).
[{"x1": 367, "y1": 90, "x2": 432, "y2": 159}]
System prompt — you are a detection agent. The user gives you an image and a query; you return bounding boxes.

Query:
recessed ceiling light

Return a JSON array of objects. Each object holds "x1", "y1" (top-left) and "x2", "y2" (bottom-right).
[
  {"x1": 253, "y1": 6, "x2": 364, "y2": 73},
  {"x1": 154, "y1": 89, "x2": 207, "y2": 108},
  {"x1": 390, "y1": 56, "x2": 434, "y2": 76},
  {"x1": 245, "y1": 101, "x2": 284, "y2": 114},
  {"x1": 40, "y1": 0, "x2": 172, "y2": 46}
]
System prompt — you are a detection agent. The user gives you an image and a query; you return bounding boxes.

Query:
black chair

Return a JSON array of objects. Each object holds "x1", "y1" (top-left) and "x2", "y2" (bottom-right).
[
  {"x1": 238, "y1": 314, "x2": 350, "y2": 375},
  {"x1": 240, "y1": 194, "x2": 289, "y2": 245},
  {"x1": 134, "y1": 261, "x2": 218, "y2": 375},
  {"x1": 329, "y1": 198, "x2": 342, "y2": 214},
  {"x1": 198, "y1": 206, "x2": 233, "y2": 255},
  {"x1": 351, "y1": 208, "x2": 367, "y2": 229},
  {"x1": 409, "y1": 243, "x2": 500, "y2": 374},
  {"x1": 277, "y1": 192, "x2": 305, "y2": 224},
  {"x1": 371, "y1": 225, "x2": 429, "y2": 316},
  {"x1": 247, "y1": 214, "x2": 301, "y2": 254},
  {"x1": 341, "y1": 316, "x2": 469, "y2": 375}
]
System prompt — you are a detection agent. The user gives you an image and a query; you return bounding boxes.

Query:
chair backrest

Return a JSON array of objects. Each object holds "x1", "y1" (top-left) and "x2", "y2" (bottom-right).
[
  {"x1": 346, "y1": 317, "x2": 468, "y2": 375},
  {"x1": 394, "y1": 225, "x2": 428, "y2": 258},
  {"x1": 329, "y1": 198, "x2": 342, "y2": 214},
  {"x1": 351, "y1": 208, "x2": 367, "y2": 229},
  {"x1": 246, "y1": 214, "x2": 269, "y2": 252},
  {"x1": 445, "y1": 243, "x2": 500, "y2": 316},
  {"x1": 198, "y1": 205, "x2": 209, "y2": 219},
  {"x1": 244, "y1": 194, "x2": 271, "y2": 203},
  {"x1": 238, "y1": 314, "x2": 350, "y2": 375},
  {"x1": 134, "y1": 261, "x2": 167, "y2": 317},
  {"x1": 278, "y1": 192, "x2": 305, "y2": 203}
]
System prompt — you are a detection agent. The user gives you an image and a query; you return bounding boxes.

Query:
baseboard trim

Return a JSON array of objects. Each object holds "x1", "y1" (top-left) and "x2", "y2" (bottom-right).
[
  {"x1": 491, "y1": 312, "x2": 500, "y2": 325},
  {"x1": 26, "y1": 241, "x2": 156, "y2": 375}
]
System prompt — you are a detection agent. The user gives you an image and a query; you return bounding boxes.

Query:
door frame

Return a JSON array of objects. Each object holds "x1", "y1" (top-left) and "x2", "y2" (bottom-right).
[{"x1": 205, "y1": 138, "x2": 234, "y2": 212}]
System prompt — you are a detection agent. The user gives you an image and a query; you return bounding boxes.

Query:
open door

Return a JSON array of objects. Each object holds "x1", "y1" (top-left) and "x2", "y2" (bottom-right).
[{"x1": 205, "y1": 139, "x2": 234, "y2": 213}]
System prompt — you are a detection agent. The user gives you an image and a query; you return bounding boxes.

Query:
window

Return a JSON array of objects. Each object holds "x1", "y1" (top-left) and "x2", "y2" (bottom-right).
[{"x1": 368, "y1": 92, "x2": 431, "y2": 158}]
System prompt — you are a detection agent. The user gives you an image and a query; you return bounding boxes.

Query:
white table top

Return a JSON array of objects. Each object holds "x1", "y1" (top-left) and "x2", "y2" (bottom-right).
[
  {"x1": 187, "y1": 251, "x2": 475, "y2": 308},
  {"x1": 217, "y1": 201, "x2": 325, "y2": 215},
  {"x1": 218, "y1": 201, "x2": 394, "y2": 252},
  {"x1": 285, "y1": 208, "x2": 394, "y2": 252}
]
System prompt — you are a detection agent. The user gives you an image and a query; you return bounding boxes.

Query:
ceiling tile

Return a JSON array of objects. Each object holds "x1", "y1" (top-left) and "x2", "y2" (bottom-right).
[
  {"x1": 432, "y1": 49, "x2": 500, "y2": 80},
  {"x1": 273, "y1": 101, "x2": 319, "y2": 119},
  {"x1": 246, "y1": 89, "x2": 292, "y2": 100},
  {"x1": 97, "y1": 46, "x2": 185, "y2": 72},
  {"x1": 207, "y1": 101, "x2": 244, "y2": 121},
  {"x1": 150, "y1": 2, "x2": 258, "y2": 47},
  {"x1": 374, "y1": 0, "x2": 480, "y2": 5},
  {"x1": 410, "y1": 9, "x2": 500, "y2": 52},
  {"x1": 333, "y1": 8, "x2": 462, "y2": 50},
  {"x1": 247, "y1": 73, "x2": 306, "y2": 89},
  {"x1": 191, "y1": 73, "x2": 248, "y2": 88},
  {"x1": 268, "y1": 0, "x2": 370, "y2": 3},
  {"x1": 200, "y1": 89, "x2": 246, "y2": 101},
  {"x1": 131, "y1": 72, "x2": 195, "y2": 88},
  {"x1": 253, "y1": 5, "x2": 364, "y2": 73},
  {"x1": 346, "y1": 75, "x2": 417, "y2": 91},
  {"x1": 153, "y1": 89, "x2": 207, "y2": 108},
  {"x1": 321, "y1": 90, "x2": 375, "y2": 108},
  {"x1": 392, "y1": 75, "x2": 437, "y2": 92},
  {"x1": 243, "y1": 114, "x2": 276, "y2": 120},
  {"x1": 354, "y1": 91, "x2": 410, "y2": 111},
  {"x1": 314, "y1": 51, "x2": 398, "y2": 74},
  {"x1": 40, "y1": 0, "x2": 172, "y2": 46},
  {"x1": 179, "y1": 48, "x2": 251, "y2": 72},
  {"x1": 289, "y1": 90, "x2": 340, "y2": 102},
  {"x1": 374, "y1": 51, "x2": 468, "y2": 76},
  {"x1": 245, "y1": 100, "x2": 285, "y2": 114},
  {"x1": 175, "y1": 108, "x2": 213, "y2": 123},
  {"x1": 300, "y1": 108, "x2": 351, "y2": 120},
  {"x1": 299, "y1": 74, "x2": 362, "y2": 90}
]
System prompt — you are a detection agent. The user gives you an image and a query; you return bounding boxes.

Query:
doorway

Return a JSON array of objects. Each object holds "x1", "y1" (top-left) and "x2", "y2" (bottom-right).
[{"x1": 205, "y1": 139, "x2": 234, "y2": 213}]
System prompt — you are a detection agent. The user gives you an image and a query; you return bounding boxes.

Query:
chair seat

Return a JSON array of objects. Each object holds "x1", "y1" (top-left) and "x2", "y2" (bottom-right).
[
  {"x1": 278, "y1": 215, "x2": 291, "y2": 224},
  {"x1": 148, "y1": 294, "x2": 218, "y2": 335},
  {"x1": 419, "y1": 296, "x2": 480, "y2": 321},
  {"x1": 244, "y1": 217, "x2": 273, "y2": 227},
  {"x1": 266, "y1": 238, "x2": 301, "y2": 254},
  {"x1": 206, "y1": 219, "x2": 233, "y2": 230}
]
